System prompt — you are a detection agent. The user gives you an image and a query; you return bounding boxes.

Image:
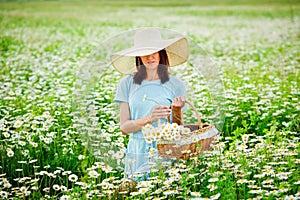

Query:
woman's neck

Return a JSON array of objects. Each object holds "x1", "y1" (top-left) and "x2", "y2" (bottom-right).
[{"x1": 146, "y1": 70, "x2": 159, "y2": 81}]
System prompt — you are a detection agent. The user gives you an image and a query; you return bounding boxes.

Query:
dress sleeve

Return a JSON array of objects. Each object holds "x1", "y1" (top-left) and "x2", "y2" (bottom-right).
[{"x1": 114, "y1": 75, "x2": 131, "y2": 103}]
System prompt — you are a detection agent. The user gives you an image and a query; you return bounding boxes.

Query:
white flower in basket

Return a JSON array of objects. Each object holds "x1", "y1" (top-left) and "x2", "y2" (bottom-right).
[{"x1": 142, "y1": 122, "x2": 191, "y2": 144}]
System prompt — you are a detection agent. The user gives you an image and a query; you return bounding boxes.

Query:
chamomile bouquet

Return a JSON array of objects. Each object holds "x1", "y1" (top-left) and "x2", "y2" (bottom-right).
[
  {"x1": 141, "y1": 122, "x2": 191, "y2": 144},
  {"x1": 141, "y1": 94, "x2": 191, "y2": 144}
]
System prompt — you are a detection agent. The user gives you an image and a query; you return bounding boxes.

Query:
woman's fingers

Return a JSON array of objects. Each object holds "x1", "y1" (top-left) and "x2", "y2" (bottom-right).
[
  {"x1": 153, "y1": 106, "x2": 170, "y2": 116},
  {"x1": 148, "y1": 97, "x2": 186, "y2": 123},
  {"x1": 151, "y1": 105, "x2": 171, "y2": 121},
  {"x1": 171, "y1": 96, "x2": 186, "y2": 107}
]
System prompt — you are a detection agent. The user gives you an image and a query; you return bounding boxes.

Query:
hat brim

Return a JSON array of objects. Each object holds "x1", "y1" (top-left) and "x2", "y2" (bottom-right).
[{"x1": 111, "y1": 37, "x2": 189, "y2": 74}]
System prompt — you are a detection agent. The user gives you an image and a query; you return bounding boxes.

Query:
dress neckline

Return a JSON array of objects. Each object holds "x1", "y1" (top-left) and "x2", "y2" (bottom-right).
[{"x1": 143, "y1": 79, "x2": 161, "y2": 83}]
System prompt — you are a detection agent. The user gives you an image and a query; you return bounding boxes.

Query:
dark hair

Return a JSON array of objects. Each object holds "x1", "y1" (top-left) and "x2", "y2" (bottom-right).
[{"x1": 133, "y1": 49, "x2": 170, "y2": 84}]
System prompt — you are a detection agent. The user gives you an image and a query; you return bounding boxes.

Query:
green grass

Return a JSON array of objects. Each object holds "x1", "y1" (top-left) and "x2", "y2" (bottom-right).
[{"x1": 0, "y1": 0, "x2": 299, "y2": 199}]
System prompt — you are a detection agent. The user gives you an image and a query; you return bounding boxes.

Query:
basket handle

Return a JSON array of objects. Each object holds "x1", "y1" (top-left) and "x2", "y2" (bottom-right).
[
  {"x1": 170, "y1": 100, "x2": 203, "y2": 129},
  {"x1": 185, "y1": 100, "x2": 203, "y2": 129}
]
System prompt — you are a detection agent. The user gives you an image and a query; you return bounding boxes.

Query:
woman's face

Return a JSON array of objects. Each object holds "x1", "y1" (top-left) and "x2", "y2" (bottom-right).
[{"x1": 140, "y1": 52, "x2": 160, "y2": 70}]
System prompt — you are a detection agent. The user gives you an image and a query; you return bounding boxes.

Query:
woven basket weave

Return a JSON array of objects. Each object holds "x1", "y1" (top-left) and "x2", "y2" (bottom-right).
[{"x1": 157, "y1": 101, "x2": 218, "y2": 160}]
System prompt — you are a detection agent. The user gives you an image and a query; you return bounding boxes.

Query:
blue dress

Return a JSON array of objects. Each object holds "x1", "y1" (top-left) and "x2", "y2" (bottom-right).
[{"x1": 114, "y1": 75, "x2": 186, "y2": 181}]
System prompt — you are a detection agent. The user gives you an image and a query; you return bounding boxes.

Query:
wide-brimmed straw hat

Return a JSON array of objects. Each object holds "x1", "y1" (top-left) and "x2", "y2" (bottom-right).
[{"x1": 111, "y1": 28, "x2": 189, "y2": 74}]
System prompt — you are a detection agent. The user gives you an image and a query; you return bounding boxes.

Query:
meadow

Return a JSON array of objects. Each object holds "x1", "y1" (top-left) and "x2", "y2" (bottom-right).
[{"x1": 0, "y1": 0, "x2": 299, "y2": 199}]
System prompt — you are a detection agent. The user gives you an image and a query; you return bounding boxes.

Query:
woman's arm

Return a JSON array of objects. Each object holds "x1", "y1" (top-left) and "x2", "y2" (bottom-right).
[
  {"x1": 119, "y1": 102, "x2": 171, "y2": 135},
  {"x1": 119, "y1": 102, "x2": 151, "y2": 134}
]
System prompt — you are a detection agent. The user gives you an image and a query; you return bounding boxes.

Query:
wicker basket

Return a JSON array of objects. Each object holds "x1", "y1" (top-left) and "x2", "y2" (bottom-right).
[{"x1": 157, "y1": 101, "x2": 218, "y2": 160}]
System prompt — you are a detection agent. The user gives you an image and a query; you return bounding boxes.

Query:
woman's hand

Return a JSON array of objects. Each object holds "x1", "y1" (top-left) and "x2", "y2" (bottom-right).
[
  {"x1": 149, "y1": 105, "x2": 171, "y2": 122},
  {"x1": 171, "y1": 96, "x2": 186, "y2": 108}
]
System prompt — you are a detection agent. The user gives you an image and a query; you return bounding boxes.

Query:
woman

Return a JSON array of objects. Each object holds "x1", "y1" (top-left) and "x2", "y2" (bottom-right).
[{"x1": 112, "y1": 28, "x2": 189, "y2": 184}]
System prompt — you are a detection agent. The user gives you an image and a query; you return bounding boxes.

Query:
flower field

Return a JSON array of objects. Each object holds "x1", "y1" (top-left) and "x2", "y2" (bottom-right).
[{"x1": 0, "y1": 0, "x2": 299, "y2": 199}]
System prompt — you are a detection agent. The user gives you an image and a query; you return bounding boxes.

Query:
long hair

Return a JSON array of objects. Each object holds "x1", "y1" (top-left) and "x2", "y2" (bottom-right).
[{"x1": 133, "y1": 49, "x2": 170, "y2": 84}]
